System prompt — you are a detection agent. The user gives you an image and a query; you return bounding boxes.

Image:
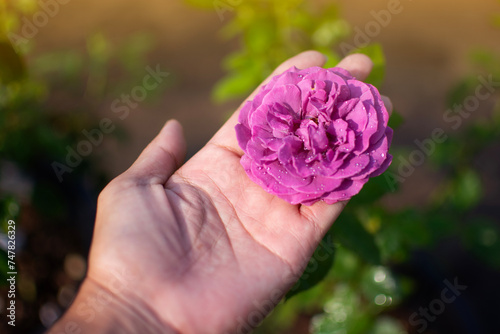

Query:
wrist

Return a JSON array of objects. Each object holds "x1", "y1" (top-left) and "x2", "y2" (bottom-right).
[{"x1": 48, "y1": 277, "x2": 178, "y2": 334}]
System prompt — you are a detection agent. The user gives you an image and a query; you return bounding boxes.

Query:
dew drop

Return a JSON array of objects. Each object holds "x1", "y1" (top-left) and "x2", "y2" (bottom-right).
[{"x1": 381, "y1": 153, "x2": 385, "y2": 157}]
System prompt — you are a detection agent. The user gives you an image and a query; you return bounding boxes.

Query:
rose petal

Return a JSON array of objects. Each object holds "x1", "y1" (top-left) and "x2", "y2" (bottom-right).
[
  {"x1": 266, "y1": 160, "x2": 312, "y2": 187},
  {"x1": 235, "y1": 66, "x2": 392, "y2": 205},
  {"x1": 262, "y1": 84, "x2": 302, "y2": 116},
  {"x1": 235, "y1": 123, "x2": 251, "y2": 150},
  {"x1": 322, "y1": 178, "x2": 367, "y2": 204},
  {"x1": 293, "y1": 175, "x2": 343, "y2": 194},
  {"x1": 332, "y1": 154, "x2": 371, "y2": 179}
]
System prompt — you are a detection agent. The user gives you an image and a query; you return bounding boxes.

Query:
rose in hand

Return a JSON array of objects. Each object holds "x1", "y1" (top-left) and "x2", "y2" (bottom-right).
[{"x1": 235, "y1": 66, "x2": 393, "y2": 205}]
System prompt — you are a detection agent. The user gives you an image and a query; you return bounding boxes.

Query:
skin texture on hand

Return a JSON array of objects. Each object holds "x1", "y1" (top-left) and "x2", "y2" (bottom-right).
[{"x1": 48, "y1": 51, "x2": 392, "y2": 334}]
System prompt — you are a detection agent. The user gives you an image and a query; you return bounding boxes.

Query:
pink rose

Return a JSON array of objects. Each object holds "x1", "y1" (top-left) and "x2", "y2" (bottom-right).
[{"x1": 235, "y1": 66, "x2": 393, "y2": 205}]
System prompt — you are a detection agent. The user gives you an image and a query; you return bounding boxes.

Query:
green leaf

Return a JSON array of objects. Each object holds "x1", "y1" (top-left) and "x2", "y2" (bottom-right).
[
  {"x1": 286, "y1": 231, "x2": 336, "y2": 299},
  {"x1": 349, "y1": 173, "x2": 394, "y2": 205},
  {"x1": 354, "y1": 43, "x2": 385, "y2": 88},
  {"x1": 213, "y1": 69, "x2": 259, "y2": 102},
  {"x1": 331, "y1": 246, "x2": 362, "y2": 280},
  {"x1": 387, "y1": 109, "x2": 403, "y2": 129},
  {"x1": 450, "y1": 169, "x2": 482, "y2": 210},
  {"x1": 244, "y1": 18, "x2": 277, "y2": 53},
  {"x1": 423, "y1": 212, "x2": 455, "y2": 244},
  {"x1": 316, "y1": 47, "x2": 342, "y2": 69},
  {"x1": 333, "y1": 212, "x2": 381, "y2": 265},
  {"x1": 446, "y1": 76, "x2": 478, "y2": 108}
]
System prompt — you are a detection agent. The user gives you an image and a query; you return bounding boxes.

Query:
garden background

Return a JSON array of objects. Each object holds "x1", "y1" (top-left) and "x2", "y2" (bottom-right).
[{"x1": 1, "y1": 0, "x2": 500, "y2": 333}]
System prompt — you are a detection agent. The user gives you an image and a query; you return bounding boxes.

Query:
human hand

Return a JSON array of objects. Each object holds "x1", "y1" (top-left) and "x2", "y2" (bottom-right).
[{"x1": 49, "y1": 51, "x2": 392, "y2": 334}]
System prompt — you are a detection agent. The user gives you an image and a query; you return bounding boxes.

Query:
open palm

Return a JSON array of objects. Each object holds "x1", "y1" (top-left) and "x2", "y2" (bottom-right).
[{"x1": 72, "y1": 52, "x2": 389, "y2": 334}]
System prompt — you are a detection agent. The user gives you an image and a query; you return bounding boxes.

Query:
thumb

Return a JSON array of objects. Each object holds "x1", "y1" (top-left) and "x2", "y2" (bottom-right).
[{"x1": 125, "y1": 119, "x2": 186, "y2": 184}]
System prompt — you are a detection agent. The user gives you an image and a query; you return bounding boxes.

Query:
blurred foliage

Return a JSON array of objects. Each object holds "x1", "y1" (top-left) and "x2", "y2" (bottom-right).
[
  {"x1": 186, "y1": 1, "x2": 500, "y2": 333},
  {"x1": 188, "y1": 0, "x2": 349, "y2": 103},
  {"x1": 0, "y1": 0, "x2": 498, "y2": 332}
]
